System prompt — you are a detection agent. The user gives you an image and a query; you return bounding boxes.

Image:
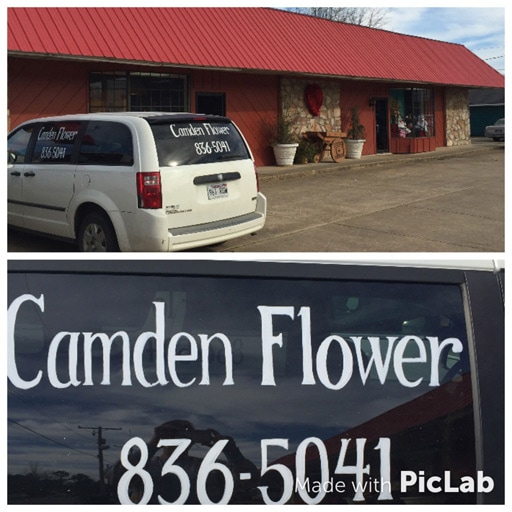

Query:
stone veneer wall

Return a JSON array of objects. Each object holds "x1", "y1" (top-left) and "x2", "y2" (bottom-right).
[
  {"x1": 280, "y1": 79, "x2": 471, "y2": 149},
  {"x1": 280, "y1": 78, "x2": 341, "y2": 138},
  {"x1": 445, "y1": 88, "x2": 471, "y2": 146}
]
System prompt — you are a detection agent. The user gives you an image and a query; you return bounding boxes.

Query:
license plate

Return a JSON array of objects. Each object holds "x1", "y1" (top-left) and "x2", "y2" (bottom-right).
[{"x1": 207, "y1": 182, "x2": 228, "y2": 200}]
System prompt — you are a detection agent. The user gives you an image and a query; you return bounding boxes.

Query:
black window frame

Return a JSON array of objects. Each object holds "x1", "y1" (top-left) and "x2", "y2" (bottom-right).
[{"x1": 89, "y1": 71, "x2": 189, "y2": 113}]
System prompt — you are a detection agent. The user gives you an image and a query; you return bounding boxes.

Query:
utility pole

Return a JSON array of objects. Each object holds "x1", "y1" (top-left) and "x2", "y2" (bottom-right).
[{"x1": 79, "y1": 425, "x2": 122, "y2": 495}]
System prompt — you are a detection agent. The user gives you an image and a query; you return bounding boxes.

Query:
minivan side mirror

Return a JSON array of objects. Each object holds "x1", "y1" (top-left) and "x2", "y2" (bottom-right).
[{"x1": 8, "y1": 152, "x2": 17, "y2": 164}]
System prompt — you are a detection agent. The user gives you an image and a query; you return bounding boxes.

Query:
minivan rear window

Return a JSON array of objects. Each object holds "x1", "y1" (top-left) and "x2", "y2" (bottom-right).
[
  {"x1": 8, "y1": 269, "x2": 483, "y2": 505},
  {"x1": 150, "y1": 119, "x2": 250, "y2": 166}
]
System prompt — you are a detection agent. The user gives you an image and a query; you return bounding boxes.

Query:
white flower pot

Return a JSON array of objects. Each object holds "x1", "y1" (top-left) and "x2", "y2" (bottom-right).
[
  {"x1": 345, "y1": 139, "x2": 365, "y2": 159},
  {"x1": 272, "y1": 143, "x2": 299, "y2": 166}
]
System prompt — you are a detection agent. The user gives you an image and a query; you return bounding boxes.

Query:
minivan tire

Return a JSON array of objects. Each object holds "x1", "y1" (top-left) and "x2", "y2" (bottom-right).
[{"x1": 78, "y1": 211, "x2": 119, "y2": 252}]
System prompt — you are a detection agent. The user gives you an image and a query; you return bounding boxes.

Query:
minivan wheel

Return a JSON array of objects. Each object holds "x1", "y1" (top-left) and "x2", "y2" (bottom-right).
[{"x1": 78, "y1": 212, "x2": 119, "y2": 252}]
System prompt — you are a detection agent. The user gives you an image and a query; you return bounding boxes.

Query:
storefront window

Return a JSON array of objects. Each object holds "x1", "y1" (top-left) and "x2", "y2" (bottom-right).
[
  {"x1": 89, "y1": 72, "x2": 188, "y2": 112},
  {"x1": 130, "y1": 72, "x2": 187, "y2": 112},
  {"x1": 390, "y1": 88, "x2": 434, "y2": 138},
  {"x1": 89, "y1": 72, "x2": 127, "y2": 112}
]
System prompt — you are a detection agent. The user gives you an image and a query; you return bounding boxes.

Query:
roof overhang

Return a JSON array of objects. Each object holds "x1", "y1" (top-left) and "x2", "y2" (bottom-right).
[{"x1": 9, "y1": 50, "x2": 498, "y2": 89}]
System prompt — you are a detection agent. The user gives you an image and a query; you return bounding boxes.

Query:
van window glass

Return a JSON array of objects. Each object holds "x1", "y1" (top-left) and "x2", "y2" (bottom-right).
[
  {"x1": 8, "y1": 272, "x2": 475, "y2": 504},
  {"x1": 31, "y1": 121, "x2": 81, "y2": 164},
  {"x1": 150, "y1": 119, "x2": 250, "y2": 166},
  {"x1": 8, "y1": 124, "x2": 35, "y2": 164},
  {"x1": 78, "y1": 121, "x2": 134, "y2": 166}
]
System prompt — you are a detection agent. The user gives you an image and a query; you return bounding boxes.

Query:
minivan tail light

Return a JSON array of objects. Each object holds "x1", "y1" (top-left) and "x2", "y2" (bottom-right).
[
  {"x1": 137, "y1": 172, "x2": 162, "y2": 209},
  {"x1": 254, "y1": 163, "x2": 260, "y2": 192}
]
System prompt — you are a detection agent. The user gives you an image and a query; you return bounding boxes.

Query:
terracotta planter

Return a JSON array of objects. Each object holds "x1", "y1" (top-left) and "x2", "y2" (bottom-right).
[
  {"x1": 272, "y1": 143, "x2": 299, "y2": 166},
  {"x1": 345, "y1": 139, "x2": 365, "y2": 159}
]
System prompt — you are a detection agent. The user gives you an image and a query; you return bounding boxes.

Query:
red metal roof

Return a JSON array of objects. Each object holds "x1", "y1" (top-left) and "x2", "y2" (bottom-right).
[{"x1": 8, "y1": 7, "x2": 504, "y2": 88}]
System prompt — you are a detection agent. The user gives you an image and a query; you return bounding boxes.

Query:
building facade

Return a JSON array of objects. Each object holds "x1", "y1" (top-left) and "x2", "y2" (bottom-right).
[{"x1": 8, "y1": 8, "x2": 504, "y2": 166}]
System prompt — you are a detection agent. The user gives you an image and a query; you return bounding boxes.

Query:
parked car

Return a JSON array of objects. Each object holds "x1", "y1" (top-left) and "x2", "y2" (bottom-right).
[
  {"x1": 484, "y1": 118, "x2": 504, "y2": 141},
  {"x1": 8, "y1": 259, "x2": 504, "y2": 504},
  {"x1": 7, "y1": 113, "x2": 266, "y2": 251}
]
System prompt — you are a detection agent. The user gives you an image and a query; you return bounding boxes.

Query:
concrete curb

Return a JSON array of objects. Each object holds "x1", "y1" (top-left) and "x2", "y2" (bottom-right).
[{"x1": 257, "y1": 140, "x2": 500, "y2": 183}]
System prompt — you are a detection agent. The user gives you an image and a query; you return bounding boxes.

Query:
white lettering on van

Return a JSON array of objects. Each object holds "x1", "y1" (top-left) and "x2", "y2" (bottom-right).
[
  {"x1": 258, "y1": 306, "x2": 464, "y2": 389},
  {"x1": 203, "y1": 123, "x2": 230, "y2": 136},
  {"x1": 56, "y1": 126, "x2": 78, "y2": 141},
  {"x1": 170, "y1": 124, "x2": 206, "y2": 138},
  {"x1": 8, "y1": 297, "x2": 464, "y2": 390},
  {"x1": 37, "y1": 126, "x2": 57, "y2": 141},
  {"x1": 8, "y1": 294, "x2": 44, "y2": 390},
  {"x1": 37, "y1": 126, "x2": 78, "y2": 142},
  {"x1": 8, "y1": 295, "x2": 234, "y2": 389}
]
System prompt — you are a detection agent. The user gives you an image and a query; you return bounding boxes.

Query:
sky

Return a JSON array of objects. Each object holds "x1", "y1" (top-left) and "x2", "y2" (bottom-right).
[{"x1": 385, "y1": 7, "x2": 505, "y2": 74}]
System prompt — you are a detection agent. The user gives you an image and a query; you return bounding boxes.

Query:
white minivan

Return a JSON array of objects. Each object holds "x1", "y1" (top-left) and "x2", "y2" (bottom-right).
[{"x1": 7, "y1": 113, "x2": 267, "y2": 251}]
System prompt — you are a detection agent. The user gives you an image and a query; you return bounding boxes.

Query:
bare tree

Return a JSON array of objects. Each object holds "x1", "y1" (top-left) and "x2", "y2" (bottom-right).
[{"x1": 289, "y1": 7, "x2": 390, "y2": 29}]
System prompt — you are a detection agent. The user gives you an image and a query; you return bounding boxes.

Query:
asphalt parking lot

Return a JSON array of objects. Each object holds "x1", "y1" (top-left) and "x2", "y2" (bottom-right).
[
  {"x1": 219, "y1": 138, "x2": 504, "y2": 252},
  {"x1": 7, "y1": 139, "x2": 504, "y2": 253}
]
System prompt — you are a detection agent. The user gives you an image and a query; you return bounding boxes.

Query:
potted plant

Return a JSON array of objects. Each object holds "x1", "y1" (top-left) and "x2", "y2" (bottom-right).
[
  {"x1": 345, "y1": 106, "x2": 366, "y2": 159},
  {"x1": 294, "y1": 138, "x2": 318, "y2": 164},
  {"x1": 270, "y1": 115, "x2": 299, "y2": 166}
]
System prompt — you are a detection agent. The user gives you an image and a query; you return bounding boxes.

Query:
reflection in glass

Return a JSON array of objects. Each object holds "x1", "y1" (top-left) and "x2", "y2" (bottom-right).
[{"x1": 8, "y1": 272, "x2": 474, "y2": 504}]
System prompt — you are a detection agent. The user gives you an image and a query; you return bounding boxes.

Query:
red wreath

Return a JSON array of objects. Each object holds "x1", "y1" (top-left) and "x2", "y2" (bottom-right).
[{"x1": 304, "y1": 84, "x2": 323, "y2": 116}]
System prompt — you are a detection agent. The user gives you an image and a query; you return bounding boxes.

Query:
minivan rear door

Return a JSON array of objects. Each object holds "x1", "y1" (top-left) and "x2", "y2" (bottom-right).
[{"x1": 149, "y1": 117, "x2": 258, "y2": 228}]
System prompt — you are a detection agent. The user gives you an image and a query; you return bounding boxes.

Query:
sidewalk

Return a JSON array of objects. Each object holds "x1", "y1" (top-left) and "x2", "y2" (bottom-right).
[{"x1": 257, "y1": 137, "x2": 499, "y2": 182}]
